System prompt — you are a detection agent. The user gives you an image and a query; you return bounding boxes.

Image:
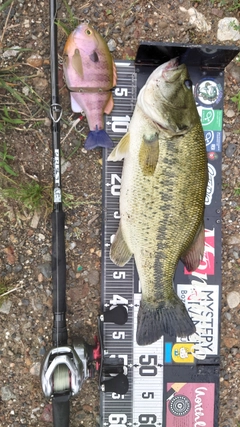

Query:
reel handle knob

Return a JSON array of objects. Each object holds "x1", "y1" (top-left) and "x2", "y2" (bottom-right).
[
  {"x1": 101, "y1": 373, "x2": 129, "y2": 395},
  {"x1": 101, "y1": 305, "x2": 128, "y2": 325}
]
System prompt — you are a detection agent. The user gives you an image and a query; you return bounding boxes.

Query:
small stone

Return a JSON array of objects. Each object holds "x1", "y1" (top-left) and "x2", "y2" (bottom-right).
[
  {"x1": 227, "y1": 236, "x2": 240, "y2": 245},
  {"x1": 96, "y1": 250, "x2": 101, "y2": 258},
  {"x1": 32, "y1": 77, "x2": 48, "y2": 92},
  {"x1": 40, "y1": 404, "x2": 53, "y2": 422},
  {"x1": 38, "y1": 233, "x2": 45, "y2": 241},
  {"x1": 2, "y1": 46, "x2": 21, "y2": 58},
  {"x1": 38, "y1": 263, "x2": 52, "y2": 279},
  {"x1": 61, "y1": 158, "x2": 71, "y2": 174},
  {"x1": 13, "y1": 264, "x2": 22, "y2": 273},
  {"x1": 227, "y1": 63, "x2": 240, "y2": 83},
  {"x1": 211, "y1": 8, "x2": 223, "y2": 18},
  {"x1": 22, "y1": 86, "x2": 30, "y2": 96},
  {"x1": 225, "y1": 109, "x2": 235, "y2": 118},
  {"x1": 224, "y1": 312, "x2": 232, "y2": 321},
  {"x1": 226, "y1": 143, "x2": 237, "y2": 158},
  {"x1": 223, "y1": 336, "x2": 239, "y2": 349},
  {"x1": 24, "y1": 19, "x2": 30, "y2": 28},
  {"x1": 42, "y1": 253, "x2": 51, "y2": 262},
  {"x1": 26, "y1": 54, "x2": 43, "y2": 67},
  {"x1": 227, "y1": 291, "x2": 240, "y2": 309},
  {"x1": 38, "y1": 273, "x2": 44, "y2": 282},
  {"x1": 0, "y1": 300, "x2": 12, "y2": 314},
  {"x1": 25, "y1": 357, "x2": 32, "y2": 366},
  {"x1": 217, "y1": 17, "x2": 240, "y2": 42},
  {"x1": 88, "y1": 269, "x2": 99, "y2": 286},
  {"x1": 69, "y1": 242, "x2": 76, "y2": 250},
  {"x1": 1, "y1": 386, "x2": 16, "y2": 401},
  {"x1": 30, "y1": 362, "x2": 41, "y2": 376},
  {"x1": 158, "y1": 21, "x2": 168, "y2": 30},
  {"x1": 183, "y1": 7, "x2": 211, "y2": 32},
  {"x1": 231, "y1": 347, "x2": 239, "y2": 356},
  {"x1": 30, "y1": 211, "x2": 40, "y2": 229},
  {"x1": 107, "y1": 39, "x2": 117, "y2": 52},
  {"x1": 125, "y1": 16, "x2": 135, "y2": 26}
]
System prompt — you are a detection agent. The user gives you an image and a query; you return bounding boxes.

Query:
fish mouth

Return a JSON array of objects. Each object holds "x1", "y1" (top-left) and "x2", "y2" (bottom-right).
[
  {"x1": 163, "y1": 57, "x2": 179, "y2": 72},
  {"x1": 162, "y1": 58, "x2": 186, "y2": 83}
]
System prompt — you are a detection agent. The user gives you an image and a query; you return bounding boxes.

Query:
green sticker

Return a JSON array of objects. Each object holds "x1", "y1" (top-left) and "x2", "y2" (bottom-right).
[{"x1": 198, "y1": 108, "x2": 223, "y2": 131}]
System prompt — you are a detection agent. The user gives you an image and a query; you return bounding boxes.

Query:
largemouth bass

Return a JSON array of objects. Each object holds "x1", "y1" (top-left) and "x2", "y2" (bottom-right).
[
  {"x1": 108, "y1": 58, "x2": 208, "y2": 346},
  {"x1": 63, "y1": 23, "x2": 117, "y2": 150}
]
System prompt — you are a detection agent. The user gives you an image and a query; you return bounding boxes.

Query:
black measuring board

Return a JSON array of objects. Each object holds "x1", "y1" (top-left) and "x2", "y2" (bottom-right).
[{"x1": 101, "y1": 44, "x2": 239, "y2": 427}]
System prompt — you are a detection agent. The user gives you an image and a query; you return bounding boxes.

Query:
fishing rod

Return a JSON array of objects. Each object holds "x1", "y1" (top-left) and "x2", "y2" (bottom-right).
[
  {"x1": 40, "y1": 1, "x2": 129, "y2": 424},
  {"x1": 40, "y1": 1, "x2": 93, "y2": 426}
]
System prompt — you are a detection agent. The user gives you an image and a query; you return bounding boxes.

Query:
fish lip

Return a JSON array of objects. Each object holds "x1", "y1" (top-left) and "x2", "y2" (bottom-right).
[{"x1": 163, "y1": 57, "x2": 179, "y2": 72}]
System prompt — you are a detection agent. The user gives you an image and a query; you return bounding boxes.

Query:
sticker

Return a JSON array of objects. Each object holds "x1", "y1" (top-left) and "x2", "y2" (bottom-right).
[
  {"x1": 198, "y1": 107, "x2": 223, "y2": 131},
  {"x1": 166, "y1": 383, "x2": 215, "y2": 426},
  {"x1": 165, "y1": 342, "x2": 195, "y2": 364},
  {"x1": 195, "y1": 78, "x2": 223, "y2": 106},
  {"x1": 54, "y1": 188, "x2": 61, "y2": 203},
  {"x1": 184, "y1": 228, "x2": 215, "y2": 275},
  {"x1": 207, "y1": 152, "x2": 218, "y2": 161},
  {"x1": 205, "y1": 164, "x2": 217, "y2": 207},
  {"x1": 177, "y1": 284, "x2": 219, "y2": 358},
  {"x1": 204, "y1": 130, "x2": 222, "y2": 152}
]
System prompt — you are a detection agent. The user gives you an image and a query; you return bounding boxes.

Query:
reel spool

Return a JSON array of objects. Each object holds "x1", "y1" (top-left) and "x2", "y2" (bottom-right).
[{"x1": 41, "y1": 338, "x2": 91, "y2": 398}]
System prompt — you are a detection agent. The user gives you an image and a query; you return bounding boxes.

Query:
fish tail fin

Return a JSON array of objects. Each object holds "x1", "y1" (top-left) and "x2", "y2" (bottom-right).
[
  {"x1": 136, "y1": 295, "x2": 196, "y2": 346},
  {"x1": 84, "y1": 129, "x2": 113, "y2": 150}
]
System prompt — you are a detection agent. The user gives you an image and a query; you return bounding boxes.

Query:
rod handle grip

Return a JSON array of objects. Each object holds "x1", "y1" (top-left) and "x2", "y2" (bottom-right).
[
  {"x1": 52, "y1": 210, "x2": 66, "y2": 313},
  {"x1": 52, "y1": 396, "x2": 70, "y2": 427}
]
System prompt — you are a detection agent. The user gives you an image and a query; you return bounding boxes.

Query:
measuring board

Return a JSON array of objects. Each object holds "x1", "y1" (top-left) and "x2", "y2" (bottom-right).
[{"x1": 101, "y1": 43, "x2": 239, "y2": 427}]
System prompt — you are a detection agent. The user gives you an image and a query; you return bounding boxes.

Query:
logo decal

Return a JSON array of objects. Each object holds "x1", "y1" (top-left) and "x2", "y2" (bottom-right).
[
  {"x1": 195, "y1": 78, "x2": 223, "y2": 106},
  {"x1": 205, "y1": 163, "x2": 216, "y2": 206},
  {"x1": 204, "y1": 130, "x2": 222, "y2": 152},
  {"x1": 198, "y1": 107, "x2": 223, "y2": 131}
]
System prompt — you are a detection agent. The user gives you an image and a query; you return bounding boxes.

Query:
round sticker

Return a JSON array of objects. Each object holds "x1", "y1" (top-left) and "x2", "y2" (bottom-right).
[
  {"x1": 195, "y1": 78, "x2": 223, "y2": 106},
  {"x1": 169, "y1": 395, "x2": 191, "y2": 417}
]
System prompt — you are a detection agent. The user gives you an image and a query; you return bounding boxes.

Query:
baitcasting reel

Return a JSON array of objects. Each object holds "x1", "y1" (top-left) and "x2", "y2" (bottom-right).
[
  {"x1": 41, "y1": 305, "x2": 129, "y2": 401},
  {"x1": 41, "y1": 337, "x2": 94, "y2": 398}
]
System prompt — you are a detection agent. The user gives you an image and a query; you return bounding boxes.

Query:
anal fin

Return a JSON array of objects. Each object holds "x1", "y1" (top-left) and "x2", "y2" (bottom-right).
[
  {"x1": 104, "y1": 93, "x2": 114, "y2": 115},
  {"x1": 108, "y1": 132, "x2": 130, "y2": 162},
  {"x1": 110, "y1": 224, "x2": 132, "y2": 267},
  {"x1": 181, "y1": 222, "x2": 205, "y2": 273}
]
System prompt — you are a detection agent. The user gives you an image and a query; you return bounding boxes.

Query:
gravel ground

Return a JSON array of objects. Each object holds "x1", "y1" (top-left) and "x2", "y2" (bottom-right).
[{"x1": 0, "y1": 0, "x2": 240, "y2": 426}]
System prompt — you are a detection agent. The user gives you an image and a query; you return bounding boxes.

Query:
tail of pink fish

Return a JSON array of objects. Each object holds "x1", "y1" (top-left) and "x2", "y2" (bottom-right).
[{"x1": 85, "y1": 126, "x2": 113, "y2": 150}]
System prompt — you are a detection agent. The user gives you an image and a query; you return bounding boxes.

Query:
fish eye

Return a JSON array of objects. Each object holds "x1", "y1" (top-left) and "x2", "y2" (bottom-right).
[
  {"x1": 85, "y1": 29, "x2": 92, "y2": 36},
  {"x1": 184, "y1": 79, "x2": 192, "y2": 90}
]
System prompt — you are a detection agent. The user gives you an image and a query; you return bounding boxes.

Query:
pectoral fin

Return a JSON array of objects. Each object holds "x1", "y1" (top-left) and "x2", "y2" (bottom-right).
[
  {"x1": 104, "y1": 93, "x2": 114, "y2": 114},
  {"x1": 110, "y1": 224, "x2": 132, "y2": 267},
  {"x1": 181, "y1": 223, "x2": 205, "y2": 272},
  {"x1": 72, "y1": 48, "x2": 83, "y2": 77},
  {"x1": 139, "y1": 132, "x2": 159, "y2": 176},
  {"x1": 107, "y1": 132, "x2": 130, "y2": 161}
]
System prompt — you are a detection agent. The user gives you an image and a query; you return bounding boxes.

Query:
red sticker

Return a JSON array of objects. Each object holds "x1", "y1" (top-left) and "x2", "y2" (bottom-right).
[{"x1": 184, "y1": 229, "x2": 215, "y2": 275}]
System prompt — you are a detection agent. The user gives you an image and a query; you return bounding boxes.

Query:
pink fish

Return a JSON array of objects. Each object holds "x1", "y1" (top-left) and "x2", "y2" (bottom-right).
[{"x1": 63, "y1": 23, "x2": 117, "y2": 150}]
